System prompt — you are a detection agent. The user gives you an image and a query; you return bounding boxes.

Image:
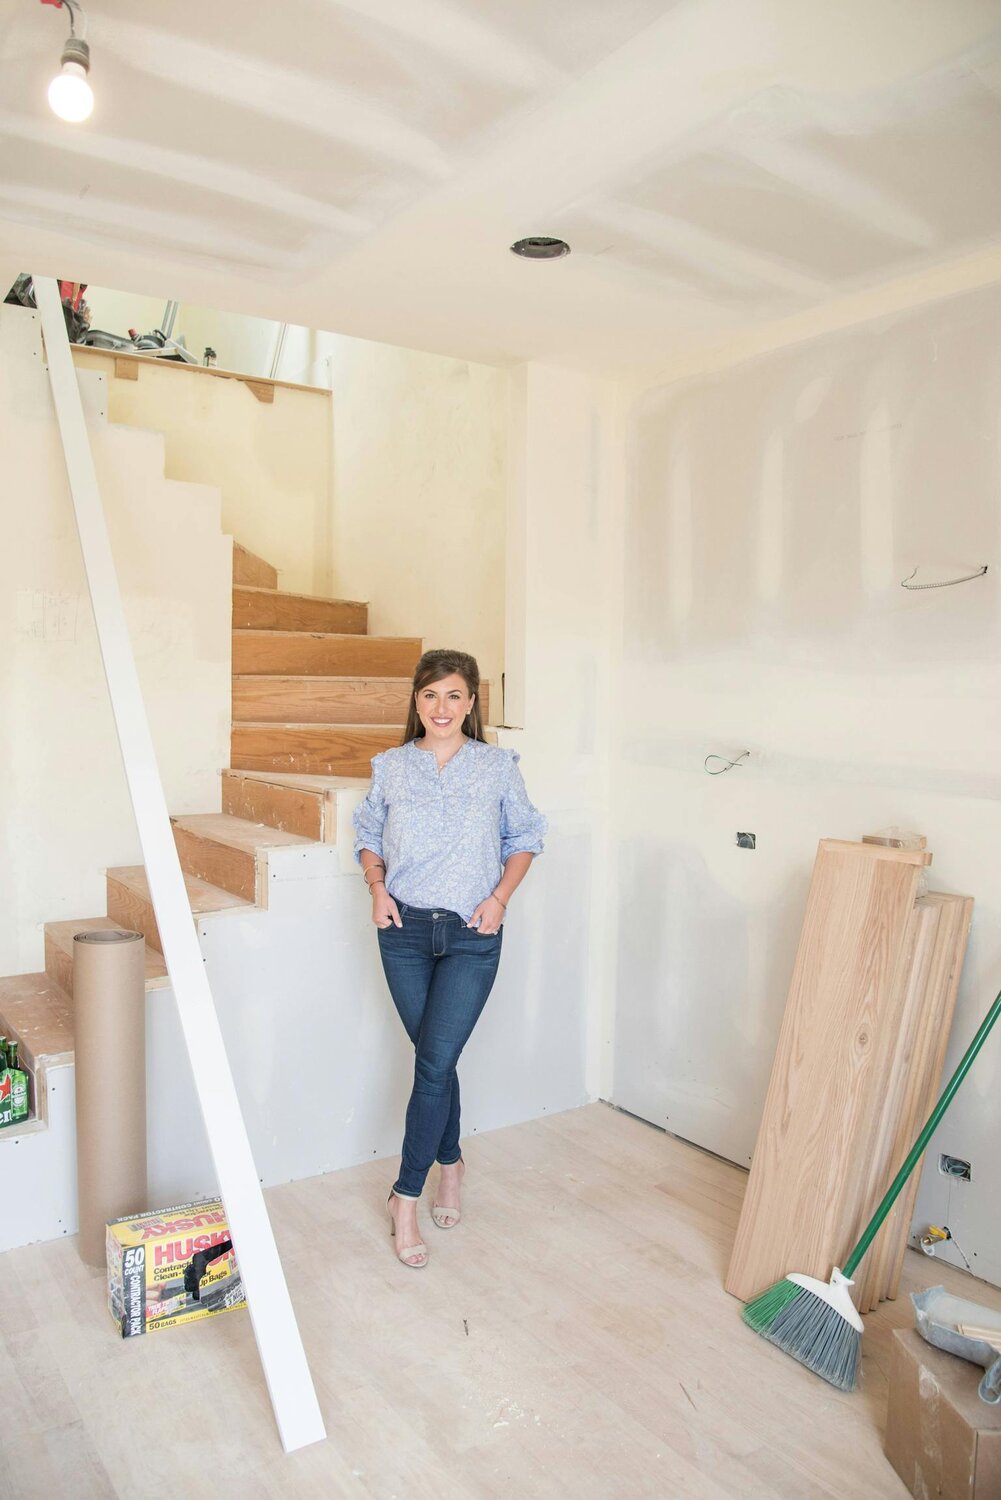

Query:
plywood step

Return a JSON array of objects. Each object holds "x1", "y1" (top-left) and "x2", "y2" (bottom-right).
[
  {"x1": 233, "y1": 587, "x2": 368, "y2": 635},
  {"x1": 231, "y1": 724, "x2": 402, "y2": 778},
  {"x1": 0, "y1": 973, "x2": 74, "y2": 1073},
  {"x1": 233, "y1": 542, "x2": 278, "y2": 589},
  {"x1": 171, "y1": 813, "x2": 314, "y2": 904},
  {"x1": 44, "y1": 917, "x2": 169, "y2": 996},
  {"x1": 233, "y1": 631, "x2": 422, "y2": 678},
  {"x1": 106, "y1": 866, "x2": 252, "y2": 955},
  {"x1": 231, "y1": 675, "x2": 490, "y2": 725},
  {"x1": 221, "y1": 770, "x2": 368, "y2": 842}
]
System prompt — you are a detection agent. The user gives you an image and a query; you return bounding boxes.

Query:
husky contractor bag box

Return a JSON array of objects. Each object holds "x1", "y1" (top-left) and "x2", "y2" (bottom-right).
[{"x1": 106, "y1": 1199, "x2": 246, "y2": 1338}]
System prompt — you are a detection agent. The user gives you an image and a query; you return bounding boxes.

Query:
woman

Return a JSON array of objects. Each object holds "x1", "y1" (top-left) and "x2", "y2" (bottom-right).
[{"x1": 353, "y1": 648, "x2": 547, "y2": 1268}]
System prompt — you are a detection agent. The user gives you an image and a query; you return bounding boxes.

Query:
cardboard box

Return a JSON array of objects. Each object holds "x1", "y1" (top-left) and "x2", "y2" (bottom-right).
[
  {"x1": 106, "y1": 1199, "x2": 246, "y2": 1338},
  {"x1": 884, "y1": 1327, "x2": 1001, "y2": 1499}
]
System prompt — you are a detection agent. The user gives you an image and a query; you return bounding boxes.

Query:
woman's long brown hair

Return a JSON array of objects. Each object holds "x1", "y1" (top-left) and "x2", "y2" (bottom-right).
[{"x1": 402, "y1": 649, "x2": 487, "y2": 745}]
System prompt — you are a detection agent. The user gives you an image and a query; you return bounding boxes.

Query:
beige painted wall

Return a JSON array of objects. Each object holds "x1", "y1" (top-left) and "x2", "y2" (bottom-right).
[
  {"x1": 0, "y1": 304, "x2": 231, "y2": 975},
  {"x1": 71, "y1": 349, "x2": 332, "y2": 596},
  {"x1": 280, "y1": 328, "x2": 508, "y2": 698}
]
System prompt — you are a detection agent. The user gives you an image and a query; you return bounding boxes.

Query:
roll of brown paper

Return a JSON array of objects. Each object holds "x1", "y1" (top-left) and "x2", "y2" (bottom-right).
[{"x1": 73, "y1": 929, "x2": 148, "y2": 1267}]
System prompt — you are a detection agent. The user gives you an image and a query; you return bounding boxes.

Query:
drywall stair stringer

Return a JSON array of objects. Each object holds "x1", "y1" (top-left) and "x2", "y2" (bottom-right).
[
  {"x1": 0, "y1": 1060, "x2": 77, "y2": 1254},
  {"x1": 0, "y1": 837, "x2": 384, "y2": 1252},
  {"x1": 1, "y1": 302, "x2": 232, "y2": 981},
  {"x1": 0, "y1": 972, "x2": 216, "y2": 1255}
]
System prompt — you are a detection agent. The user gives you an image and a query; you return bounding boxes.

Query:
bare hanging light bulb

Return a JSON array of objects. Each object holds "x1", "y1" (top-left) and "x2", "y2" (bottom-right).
[{"x1": 44, "y1": 0, "x2": 94, "y2": 122}]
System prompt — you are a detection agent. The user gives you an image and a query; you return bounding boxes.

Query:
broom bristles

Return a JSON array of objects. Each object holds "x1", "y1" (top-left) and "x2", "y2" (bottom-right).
[{"x1": 742, "y1": 1277, "x2": 862, "y2": 1392}]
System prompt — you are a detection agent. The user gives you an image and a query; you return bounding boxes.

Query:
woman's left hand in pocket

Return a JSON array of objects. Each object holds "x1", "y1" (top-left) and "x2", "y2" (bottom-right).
[{"x1": 467, "y1": 895, "x2": 505, "y2": 935}]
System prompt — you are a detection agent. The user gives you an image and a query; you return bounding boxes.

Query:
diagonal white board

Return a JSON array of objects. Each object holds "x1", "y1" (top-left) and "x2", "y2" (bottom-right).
[{"x1": 35, "y1": 278, "x2": 325, "y2": 1454}]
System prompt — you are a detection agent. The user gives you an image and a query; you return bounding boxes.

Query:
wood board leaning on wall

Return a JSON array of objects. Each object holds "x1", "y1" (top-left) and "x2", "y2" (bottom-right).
[{"x1": 726, "y1": 837, "x2": 972, "y2": 1314}]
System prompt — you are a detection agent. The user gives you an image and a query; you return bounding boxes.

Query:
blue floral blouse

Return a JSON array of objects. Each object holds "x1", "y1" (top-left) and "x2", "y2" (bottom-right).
[{"x1": 352, "y1": 737, "x2": 547, "y2": 921}]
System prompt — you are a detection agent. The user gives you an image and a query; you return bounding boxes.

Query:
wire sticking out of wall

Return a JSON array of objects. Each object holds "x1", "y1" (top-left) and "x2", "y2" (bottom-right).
[
  {"x1": 705, "y1": 750, "x2": 749, "y2": 776},
  {"x1": 901, "y1": 565, "x2": 988, "y2": 590}
]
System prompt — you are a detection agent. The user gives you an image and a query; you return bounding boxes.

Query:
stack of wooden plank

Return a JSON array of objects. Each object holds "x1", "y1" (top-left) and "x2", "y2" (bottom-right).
[{"x1": 726, "y1": 837, "x2": 972, "y2": 1312}]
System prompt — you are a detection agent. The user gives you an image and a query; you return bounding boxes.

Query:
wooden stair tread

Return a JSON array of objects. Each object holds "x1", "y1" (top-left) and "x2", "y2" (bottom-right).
[
  {"x1": 233, "y1": 632, "x2": 422, "y2": 678},
  {"x1": 231, "y1": 673, "x2": 489, "y2": 685},
  {"x1": 235, "y1": 630, "x2": 420, "y2": 645},
  {"x1": 44, "y1": 917, "x2": 169, "y2": 992},
  {"x1": 230, "y1": 675, "x2": 491, "y2": 728},
  {"x1": 108, "y1": 864, "x2": 253, "y2": 914},
  {"x1": 169, "y1": 813, "x2": 313, "y2": 854},
  {"x1": 233, "y1": 586, "x2": 368, "y2": 608},
  {"x1": 233, "y1": 721, "x2": 405, "y2": 731},
  {"x1": 233, "y1": 721, "x2": 497, "y2": 732},
  {"x1": 223, "y1": 769, "x2": 369, "y2": 792},
  {"x1": 232, "y1": 674, "x2": 413, "y2": 684},
  {"x1": 0, "y1": 972, "x2": 74, "y2": 1067}
]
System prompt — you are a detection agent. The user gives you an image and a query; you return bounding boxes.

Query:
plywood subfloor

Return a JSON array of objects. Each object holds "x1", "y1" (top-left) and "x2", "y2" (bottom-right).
[{"x1": 2, "y1": 1103, "x2": 996, "y2": 1499}]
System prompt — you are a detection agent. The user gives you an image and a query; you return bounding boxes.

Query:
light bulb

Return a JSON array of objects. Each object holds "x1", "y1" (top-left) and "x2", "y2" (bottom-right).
[{"x1": 48, "y1": 59, "x2": 93, "y2": 123}]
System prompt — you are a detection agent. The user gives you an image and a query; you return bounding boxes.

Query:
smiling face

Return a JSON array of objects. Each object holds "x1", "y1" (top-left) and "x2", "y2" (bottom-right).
[{"x1": 415, "y1": 673, "x2": 475, "y2": 745}]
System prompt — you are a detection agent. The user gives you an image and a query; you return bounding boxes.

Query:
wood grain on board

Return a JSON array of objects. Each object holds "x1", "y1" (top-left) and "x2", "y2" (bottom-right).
[
  {"x1": 232, "y1": 543, "x2": 278, "y2": 590},
  {"x1": 231, "y1": 674, "x2": 491, "y2": 726},
  {"x1": 725, "y1": 838, "x2": 936, "y2": 1304},
  {"x1": 877, "y1": 893, "x2": 973, "y2": 1305},
  {"x1": 232, "y1": 587, "x2": 368, "y2": 635},
  {"x1": 231, "y1": 723, "x2": 400, "y2": 779},
  {"x1": 233, "y1": 630, "x2": 422, "y2": 678}
]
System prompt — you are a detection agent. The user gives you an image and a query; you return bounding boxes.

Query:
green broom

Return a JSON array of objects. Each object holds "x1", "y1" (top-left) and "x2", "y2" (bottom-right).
[{"x1": 743, "y1": 986, "x2": 1001, "y2": 1391}]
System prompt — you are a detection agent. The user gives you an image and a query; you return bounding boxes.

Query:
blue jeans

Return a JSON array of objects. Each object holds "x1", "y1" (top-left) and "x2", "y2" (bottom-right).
[{"x1": 378, "y1": 902, "x2": 502, "y2": 1199}]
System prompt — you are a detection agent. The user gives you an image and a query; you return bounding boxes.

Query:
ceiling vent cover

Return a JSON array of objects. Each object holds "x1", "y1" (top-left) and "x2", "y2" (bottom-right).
[{"x1": 510, "y1": 236, "x2": 570, "y2": 260}]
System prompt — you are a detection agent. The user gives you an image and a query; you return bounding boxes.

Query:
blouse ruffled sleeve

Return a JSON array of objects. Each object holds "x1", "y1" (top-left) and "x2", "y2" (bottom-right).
[
  {"x1": 499, "y1": 750, "x2": 547, "y2": 862},
  {"x1": 352, "y1": 753, "x2": 388, "y2": 862}
]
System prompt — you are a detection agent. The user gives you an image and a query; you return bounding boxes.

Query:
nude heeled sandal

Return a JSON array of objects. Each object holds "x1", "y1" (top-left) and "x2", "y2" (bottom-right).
[
  {"x1": 387, "y1": 1192, "x2": 428, "y2": 1268},
  {"x1": 431, "y1": 1160, "x2": 464, "y2": 1230}
]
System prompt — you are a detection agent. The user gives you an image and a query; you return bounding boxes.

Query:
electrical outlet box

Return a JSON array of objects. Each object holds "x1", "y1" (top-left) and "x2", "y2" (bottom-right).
[{"x1": 939, "y1": 1154, "x2": 972, "y2": 1182}]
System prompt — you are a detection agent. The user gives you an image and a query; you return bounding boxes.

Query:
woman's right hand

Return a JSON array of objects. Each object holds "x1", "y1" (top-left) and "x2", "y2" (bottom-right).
[{"x1": 372, "y1": 889, "x2": 403, "y2": 928}]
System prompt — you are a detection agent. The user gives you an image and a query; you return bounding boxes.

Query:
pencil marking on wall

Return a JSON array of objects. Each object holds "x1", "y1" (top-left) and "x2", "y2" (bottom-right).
[{"x1": 16, "y1": 590, "x2": 81, "y2": 642}]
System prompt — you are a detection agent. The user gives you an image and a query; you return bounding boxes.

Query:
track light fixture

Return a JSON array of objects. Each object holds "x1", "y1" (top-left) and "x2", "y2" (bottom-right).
[{"x1": 42, "y1": 0, "x2": 93, "y2": 123}]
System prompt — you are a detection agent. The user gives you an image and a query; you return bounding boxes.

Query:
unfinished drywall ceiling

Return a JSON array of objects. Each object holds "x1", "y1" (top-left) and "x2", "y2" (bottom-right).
[{"x1": 1, "y1": 1, "x2": 1001, "y2": 370}]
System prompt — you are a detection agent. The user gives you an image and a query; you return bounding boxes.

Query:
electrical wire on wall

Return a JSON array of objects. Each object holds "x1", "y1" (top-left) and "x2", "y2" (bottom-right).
[
  {"x1": 901, "y1": 565, "x2": 988, "y2": 590},
  {"x1": 704, "y1": 750, "x2": 749, "y2": 776}
]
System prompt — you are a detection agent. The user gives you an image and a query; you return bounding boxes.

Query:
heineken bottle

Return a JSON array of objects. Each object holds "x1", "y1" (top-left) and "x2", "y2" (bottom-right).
[{"x1": 0, "y1": 1037, "x2": 29, "y2": 1127}]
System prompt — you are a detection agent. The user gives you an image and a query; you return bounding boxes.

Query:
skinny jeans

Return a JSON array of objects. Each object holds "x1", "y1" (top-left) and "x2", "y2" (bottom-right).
[{"x1": 378, "y1": 902, "x2": 502, "y2": 1199}]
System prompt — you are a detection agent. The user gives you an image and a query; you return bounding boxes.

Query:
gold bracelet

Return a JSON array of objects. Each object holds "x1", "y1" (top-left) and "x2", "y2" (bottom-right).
[
  {"x1": 364, "y1": 865, "x2": 386, "y2": 886},
  {"x1": 367, "y1": 878, "x2": 386, "y2": 893},
  {"x1": 491, "y1": 891, "x2": 508, "y2": 909}
]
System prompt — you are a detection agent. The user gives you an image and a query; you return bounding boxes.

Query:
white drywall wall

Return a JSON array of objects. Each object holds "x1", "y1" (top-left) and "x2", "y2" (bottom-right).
[
  {"x1": 493, "y1": 363, "x2": 623, "y2": 1109},
  {"x1": 0, "y1": 304, "x2": 231, "y2": 975},
  {"x1": 611, "y1": 279, "x2": 1001, "y2": 1286},
  {"x1": 71, "y1": 346, "x2": 332, "y2": 597},
  {"x1": 277, "y1": 327, "x2": 508, "y2": 694}
]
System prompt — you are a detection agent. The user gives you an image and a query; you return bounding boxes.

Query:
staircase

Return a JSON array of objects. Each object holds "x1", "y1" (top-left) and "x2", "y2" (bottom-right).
[{"x1": 0, "y1": 537, "x2": 491, "y2": 1230}]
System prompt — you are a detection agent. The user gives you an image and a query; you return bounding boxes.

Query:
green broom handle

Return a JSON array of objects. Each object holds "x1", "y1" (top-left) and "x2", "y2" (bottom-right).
[{"x1": 843, "y1": 988, "x2": 1001, "y2": 1279}]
